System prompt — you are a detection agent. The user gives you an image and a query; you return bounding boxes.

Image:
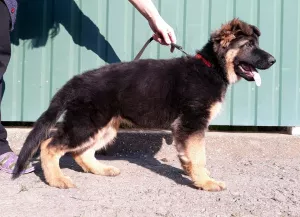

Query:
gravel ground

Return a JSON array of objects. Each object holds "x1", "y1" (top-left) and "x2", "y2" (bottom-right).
[{"x1": 0, "y1": 128, "x2": 300, "y2": 217}]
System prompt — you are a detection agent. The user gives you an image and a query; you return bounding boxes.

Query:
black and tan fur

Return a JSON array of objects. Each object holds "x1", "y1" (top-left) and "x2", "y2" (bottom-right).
[{"x1": 13, "y1": 18, "x2": 276, "y2": 191}]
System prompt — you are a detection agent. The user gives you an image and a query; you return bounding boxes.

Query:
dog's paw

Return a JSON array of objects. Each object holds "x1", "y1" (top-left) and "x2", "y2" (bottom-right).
[
  {"x1": 102, "y1": 166, "x2": 121, "y2": 176},
  {"x1": 204, "y1": 168, "x2": 211, "y2": 176},
  {"x1": 195, "y1": 179, "x2": 226, "y2": 192},
  {"x1": 49, "y1": 176, "x2": 76, "y2": 189}
]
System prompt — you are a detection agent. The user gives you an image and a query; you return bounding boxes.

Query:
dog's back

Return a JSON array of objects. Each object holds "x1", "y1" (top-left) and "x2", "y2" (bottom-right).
[{"x1": 71, "y1": 57, "x2": 226, "y2": 128}]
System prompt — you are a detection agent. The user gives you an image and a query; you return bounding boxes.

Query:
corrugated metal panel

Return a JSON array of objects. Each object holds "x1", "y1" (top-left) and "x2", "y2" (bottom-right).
[{"x1": 2, "y1": 0, "x2": 300, "y2": 126}]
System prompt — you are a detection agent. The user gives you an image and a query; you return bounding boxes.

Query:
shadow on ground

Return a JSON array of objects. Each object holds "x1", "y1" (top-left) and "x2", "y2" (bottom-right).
[{"x1": 33, "y1": 131, "x2": 194, "y2": 188}]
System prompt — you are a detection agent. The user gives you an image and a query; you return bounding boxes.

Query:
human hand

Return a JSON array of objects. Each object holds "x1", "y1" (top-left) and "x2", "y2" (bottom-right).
[{"x1": 148, "y1": 16, "x2": 176, "y2": 52}]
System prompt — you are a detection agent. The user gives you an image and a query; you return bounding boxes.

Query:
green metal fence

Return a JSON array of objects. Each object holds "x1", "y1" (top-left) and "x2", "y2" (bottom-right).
[{"x1": 2, "y1": 0, "x2": 300, "y2": 126}]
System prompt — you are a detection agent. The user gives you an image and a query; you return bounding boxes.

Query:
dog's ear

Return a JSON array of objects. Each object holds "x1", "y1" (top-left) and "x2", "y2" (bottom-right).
[
  {"x1": 251, "y1": 25, "x2": 261, "y2": 37},
  {"x1": 231, "y1": 19, "x2": 261, "y2": 37},
  {"x1": 211, "y1": 18, "x2": 260, "y2": 48},
  {"x1": 211, "y1": 18, "x2": 242, "y2": 48}
]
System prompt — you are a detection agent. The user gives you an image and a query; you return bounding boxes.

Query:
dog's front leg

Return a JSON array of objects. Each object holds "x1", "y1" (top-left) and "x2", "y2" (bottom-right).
[{"x1": 173, "y1": 131, "x2": 226, "y2": 191}]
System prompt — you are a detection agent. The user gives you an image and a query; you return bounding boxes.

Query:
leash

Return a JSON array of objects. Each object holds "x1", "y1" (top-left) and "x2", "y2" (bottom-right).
[
  {"x1": 134, "y1": 36, "x2": 189, "y2": 60},
  {"x1": 133, "y1": 36, "x2": 211, "y2": 68},
  {"x1": 134, "y1": 37, "x2": 154, "y2": 60}
]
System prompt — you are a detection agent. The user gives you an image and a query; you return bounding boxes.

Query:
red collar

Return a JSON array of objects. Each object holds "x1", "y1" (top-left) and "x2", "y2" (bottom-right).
[{"x1": 195, "y1": 54, "x2": 212, "y2": 68}]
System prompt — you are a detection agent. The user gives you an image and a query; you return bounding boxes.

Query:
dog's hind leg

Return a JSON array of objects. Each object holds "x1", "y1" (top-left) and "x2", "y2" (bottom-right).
[
  {"x1": 72, "y1": 117, "x2": 121, "y2": 176},
  {"x1": 171, "y1": 117, "x2": 226, "y2": 192},
  {"x1": 73, "y1": 149, "x2": 120, "y2": 176},
  {"x1": 40, "y1": 138, "x2": 75, "y2": 189}
]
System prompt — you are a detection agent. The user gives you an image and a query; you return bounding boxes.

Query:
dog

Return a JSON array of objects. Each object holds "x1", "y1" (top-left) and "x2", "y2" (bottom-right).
[{"x1": 13, "y1": 18, "x2": 276, "y2": 191}]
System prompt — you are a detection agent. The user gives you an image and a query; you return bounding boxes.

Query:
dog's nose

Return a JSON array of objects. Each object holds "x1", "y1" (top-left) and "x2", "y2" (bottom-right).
[{"x1": 268, "y1": 56, "x2": 276, "y2": 66}]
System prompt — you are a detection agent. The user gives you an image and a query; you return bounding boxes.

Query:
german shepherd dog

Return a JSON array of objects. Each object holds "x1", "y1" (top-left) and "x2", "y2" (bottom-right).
[{"x1": 13, "y1": 18, "x2": 275, "y2": 191}]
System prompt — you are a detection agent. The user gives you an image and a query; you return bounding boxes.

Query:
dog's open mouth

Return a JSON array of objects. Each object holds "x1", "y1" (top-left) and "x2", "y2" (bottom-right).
[{"x1": 238, "y1": 63, "x2": 261, "y2": 86}]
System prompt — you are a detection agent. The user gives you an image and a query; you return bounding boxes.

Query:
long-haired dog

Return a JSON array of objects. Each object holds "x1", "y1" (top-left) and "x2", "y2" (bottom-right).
[{"x1": 13, "y1": 18, "x2": 275, "y2": 191}]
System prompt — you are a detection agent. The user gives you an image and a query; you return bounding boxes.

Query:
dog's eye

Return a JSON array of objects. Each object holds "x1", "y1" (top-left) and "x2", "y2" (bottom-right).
[{"x1": 245, "y1": 41, "x2": 254, "y2": 48}]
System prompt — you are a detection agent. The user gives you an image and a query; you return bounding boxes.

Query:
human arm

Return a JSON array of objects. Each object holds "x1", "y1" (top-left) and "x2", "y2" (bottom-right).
[{"x1": 128, "y1": 0, "x2": 176, "y2": 47}]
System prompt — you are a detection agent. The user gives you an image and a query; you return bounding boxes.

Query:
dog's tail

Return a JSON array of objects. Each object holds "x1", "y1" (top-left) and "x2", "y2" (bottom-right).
[{"x1": 12, "y1": 82, "x2": 75, "y2": 179}]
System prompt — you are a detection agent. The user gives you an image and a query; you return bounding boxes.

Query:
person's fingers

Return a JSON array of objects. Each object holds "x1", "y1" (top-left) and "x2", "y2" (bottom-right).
[
  {"x1": 152, "y1": 34, "x2": 162, "y2": 43},
  {"x1": 160, "y1": 30, "x2": 171, "y2": 45},
  {"x1": 167, "y1": 28, "x2": 176, "y2": 52},
  {"x1": 149, "y1": 18, "x2": 176, "y2": 47},
  {"x1": 168, "y1": 28, "x2": 177, "y2": 44},
  {"x1": 153, "y1": 33, "x2": 167, "y2": 45},
  {"x1": 152, "y1": 33, "x2": 159, "y2": 41}
]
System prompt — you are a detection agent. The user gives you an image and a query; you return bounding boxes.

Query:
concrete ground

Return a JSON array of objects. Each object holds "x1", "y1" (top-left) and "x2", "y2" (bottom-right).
[{"x1": 1, "y1": 128, "x2": 300, "y2": 217}]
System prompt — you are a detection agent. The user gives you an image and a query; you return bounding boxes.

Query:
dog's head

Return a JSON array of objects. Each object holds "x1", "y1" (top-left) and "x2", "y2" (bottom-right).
[{"x1": 211, "y1": 18, "x2": 276, "y2": 85}]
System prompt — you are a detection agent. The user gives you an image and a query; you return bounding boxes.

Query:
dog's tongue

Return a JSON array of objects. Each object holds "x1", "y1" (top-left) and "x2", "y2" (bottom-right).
[{"x1": 253, "y1": 71, "x2": 261, "y2": 87}]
